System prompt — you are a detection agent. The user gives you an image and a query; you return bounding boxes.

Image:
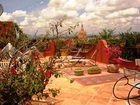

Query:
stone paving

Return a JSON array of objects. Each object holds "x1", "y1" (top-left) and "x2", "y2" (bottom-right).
[
  {"x1": 45, "y1": 77, "x2": 139, "y2": 105},
  {"x1": 32, "y1": 61, "x2": 140, "y2": 105}
]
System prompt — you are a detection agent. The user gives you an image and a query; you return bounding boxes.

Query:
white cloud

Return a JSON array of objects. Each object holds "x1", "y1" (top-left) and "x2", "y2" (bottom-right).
[
  {"x1": 66, "y1": 10, "x2": 79, "y2": 18},
  {"x1": 0, "y1": 12, "x2": 13, "y2": 21},
  {"x1": 0, "y1": 10, "x2": 27, "y2": 22},
  {"x1": 1, "y1": 0, "x2": 140, "y2": 35},
  {"x1": 40, "y1": 7, "x2": 68, "y2": 19},
  {"x1": 20, "y1": 18, "x2": 29, "y2": 26},
  {"x1": 48, "y1": 0, "x2": 67, "y2": 8},
  {"x1": 121, "y1": 8, "x2": 139, "y2": 16},
  {"x1": 12, "y1": 10, "x2": 27, "y2": 17},
  {"x1": 80, "y1": 12, "x2": 101, "y2": 21},
  {"x1": 64, "y1": 0, "x2": 77, "y2": 10},
  {"x1": 106, "y1": 8, "x2": 139, "y2": 19},
  {"x1": 38, "y1": 6, "x2": 79, "y2": 22},
  {"x1": 106, "y1": 11, "x2": 120, "y2": 18},
  {"x1": 107, "y1": 0, "x2": 126, "y2": 6},
  {"x1": 85, "y1": 1, "x2": 96, "y2": 12},
  {"x1": 63, "y1": 0, "x2": 86, "y2": 10}
]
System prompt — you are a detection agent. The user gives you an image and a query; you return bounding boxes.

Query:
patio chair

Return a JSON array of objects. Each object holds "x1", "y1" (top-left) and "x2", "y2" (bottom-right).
[
  {"x1": 113, "y1": 66, "x2": 140, "y2": 105},
  {"x1": 71, "y1": 48, "x2": 83, "y2": 59},
  {"x1": 55, "y1": 47, "x2": 98, "y2": 68},
  {"x1": 68, "y1": 48, "x2": 98, "y2": 67}
]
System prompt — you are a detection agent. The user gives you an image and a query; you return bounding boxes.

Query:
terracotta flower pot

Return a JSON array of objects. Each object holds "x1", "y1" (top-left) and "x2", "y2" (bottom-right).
[
  {"x1": 61, "y1": 49, "x2": 69, "y2": 56},
  {"x1": 107, "y1": 64, "x2": 119, "y2": 73}
]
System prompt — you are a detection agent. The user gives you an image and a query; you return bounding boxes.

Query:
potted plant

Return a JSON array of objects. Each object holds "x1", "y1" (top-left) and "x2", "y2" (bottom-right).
[
  {"x1": 87, "y1": 65, "x2": 101, "y2": 74},
  {"x1": 60, "y1": 48, "x2": 69, "y2": 56},
  {"x1": 107, "y1": 64, "x2": 119, "y2": 73},
  {"x1": 106, "y1": 45, "x2": 122, "y2": 73},
  {"x1": 54, "y1": 39, "x2": 69, "y2": 56},
  {"x1": 74, "y1": 68, "x2": 84, "y2": 76}
]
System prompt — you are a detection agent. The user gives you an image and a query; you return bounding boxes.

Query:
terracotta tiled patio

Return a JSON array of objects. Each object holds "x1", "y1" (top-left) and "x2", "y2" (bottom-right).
[{"x1": 32, "y1": 62, "x2": 140, "y2": 105}]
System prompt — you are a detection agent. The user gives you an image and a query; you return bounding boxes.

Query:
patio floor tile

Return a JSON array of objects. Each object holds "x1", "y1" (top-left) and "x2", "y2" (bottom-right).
[{"x1": 40, "y1": 62, "x2": 139, "y2": 105}]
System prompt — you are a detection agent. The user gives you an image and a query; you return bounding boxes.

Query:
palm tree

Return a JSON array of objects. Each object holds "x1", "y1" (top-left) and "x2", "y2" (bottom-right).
[{"x1": 99, "y1": 29, "x2": 114, "y2": 40}]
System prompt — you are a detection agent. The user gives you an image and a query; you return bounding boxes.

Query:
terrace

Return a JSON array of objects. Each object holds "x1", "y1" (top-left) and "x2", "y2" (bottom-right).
[
  {"x1": 31, "y1": 39, "x2": 140, "y2": 105},
  {"x1": 0, "y1": 4, "x2": 140, "y2": 104},
  {"x1": 0, "y1": 26, "x2": 140, "y2": 105},
  {"x1": 31, "y1": 61, "x2": 140, "y2": 105}
]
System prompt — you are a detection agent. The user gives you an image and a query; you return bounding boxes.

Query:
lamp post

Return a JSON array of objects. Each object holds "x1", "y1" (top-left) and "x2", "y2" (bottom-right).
[{"x1": 0, "y1": 4, "x2": 3, "y2": 16}]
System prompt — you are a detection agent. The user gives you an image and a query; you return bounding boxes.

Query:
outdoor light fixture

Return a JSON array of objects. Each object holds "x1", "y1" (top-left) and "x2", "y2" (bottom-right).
[{"x1": 0, "y1": 4, "x2": 3, "y2": 16}]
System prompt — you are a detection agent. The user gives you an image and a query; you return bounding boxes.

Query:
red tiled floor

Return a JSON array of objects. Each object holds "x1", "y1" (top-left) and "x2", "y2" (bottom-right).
[{"x1": 34, "y1": 62, "x2": 139, "y2": 105}]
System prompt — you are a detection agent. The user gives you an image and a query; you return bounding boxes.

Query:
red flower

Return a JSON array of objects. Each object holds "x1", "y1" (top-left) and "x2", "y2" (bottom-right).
[
  {"x1": 45, "y1": 80, "x2": 49, "y2": 85},
  {"x1": 0, "y1": 75, "x2": 2, "y2": 81},
  {"x1": 12, "y1": 59, "x2": 17, "y2": 65},
  {"x1": 106, "y1": 48, "x2": 111, "y2": 57},
  {"x1": 1, "y1": 71, "x2": 4, "y2": 76},
  {"x1": 50, "y1": 68, "x2": 55, "y2": 73},
  {"x1": 45, "y1": 71, "x2": 51, "y2": 78},
  {"x1": 112, "y1": 58, "x2": 122, "y2": 64},
  {"x1": 10, "y1": 67, "x2": 17, "y2": 74},
  {"x1": 107, "y1": 45, "x2": 122, "y2": 64}
]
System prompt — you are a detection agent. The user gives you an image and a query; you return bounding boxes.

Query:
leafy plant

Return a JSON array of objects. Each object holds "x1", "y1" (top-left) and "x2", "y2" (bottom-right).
[
  {"x1": 15, "y1": 33, "x2": 31, "y2": 51},
  {"x1": 0, "y1": 22, "x2": 23, "y2": 48},
  {"x1": 88, "y1": 35, "x2": 100, "y2": 45},
  {"x1": 106, "y1": 45, "x2": 122, "y2": 64},
  {"x1": 88, "y1": 66, "x2": 99, "y2": 71},
  {"x1": 35, "y1": 35, "x2": 49, "y2": 52},
  {"x1": 0, "y1": 49, "x2": 62, "y2": 104},
  {"x1": 99, "y1": 29, "x2": 114, "y2": 40},
  {"x1": 74, "y1": 68, "x2": 84, "y2": 76},
  {"x1": 88, "y1": 66, "x2": 101, "y2": 74},
  {"x1": 119, "y1": 31, "x2": 140, "y2": 60}
]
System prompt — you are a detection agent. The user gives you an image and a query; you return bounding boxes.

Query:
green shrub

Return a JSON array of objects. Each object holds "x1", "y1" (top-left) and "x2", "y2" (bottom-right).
[
  {"x1": 74, "y1": 69, "x2": 84, "y2": 76},
  {"x1": 88, "y1": 66, "x2": 101, "y2": 74}
]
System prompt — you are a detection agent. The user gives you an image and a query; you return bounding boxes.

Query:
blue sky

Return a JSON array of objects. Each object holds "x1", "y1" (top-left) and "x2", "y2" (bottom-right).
[
  {"x1": 0, "y1": 0, "x2": 49, "y2": 13},
  {"x1": 0, "y1": 0, "x2": 140, "y2": 35}
]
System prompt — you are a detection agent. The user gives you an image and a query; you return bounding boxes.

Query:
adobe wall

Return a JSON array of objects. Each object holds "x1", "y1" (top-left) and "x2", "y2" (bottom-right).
[
  {"x1": 43, "y1": 40, "x2": 56, "y2": 57},
  {"x1": 94, "y1": 39, "x2": 109, "y2": 64}
]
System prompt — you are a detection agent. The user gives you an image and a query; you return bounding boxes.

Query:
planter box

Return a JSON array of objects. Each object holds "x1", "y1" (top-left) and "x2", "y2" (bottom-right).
[
  {"x1": 88, "y1": 69, "x2": 101, "y2": 74},
  {"x1": 119, "y1": 58, "x2": 135, "y2": 68},
  {"x1": 87, "y1": 66, "x2": 101, "y2": 74},
  {"x1": 74, "y1": 69, "x2": 84, "y2": 76}
]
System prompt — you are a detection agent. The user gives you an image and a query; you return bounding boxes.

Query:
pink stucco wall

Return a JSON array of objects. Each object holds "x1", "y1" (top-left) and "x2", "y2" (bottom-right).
[{"x1": 43, "y1": 40, "x2": 56, "y2": 57}]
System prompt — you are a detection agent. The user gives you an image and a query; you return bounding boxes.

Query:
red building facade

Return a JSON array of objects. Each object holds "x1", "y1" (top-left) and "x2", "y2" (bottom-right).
[{"x1": 0, "y1": 21, "x2": 16, "y2": 38}]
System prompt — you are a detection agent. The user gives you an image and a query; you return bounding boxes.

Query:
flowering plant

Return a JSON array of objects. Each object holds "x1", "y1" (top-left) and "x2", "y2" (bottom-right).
[
  {"x1": 106, "y1": 45, "x2": 122, "y2": 64},
  {"x1": 0, "y1": 49, "x2": 62, "y2": 104}
]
